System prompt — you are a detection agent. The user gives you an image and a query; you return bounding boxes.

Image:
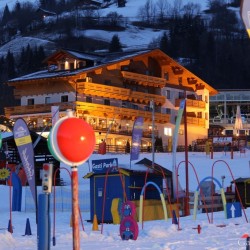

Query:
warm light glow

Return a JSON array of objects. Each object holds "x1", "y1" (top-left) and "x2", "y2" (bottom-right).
[{"x1": 164, "y1": 127, "x2": 172, "y2": 136}]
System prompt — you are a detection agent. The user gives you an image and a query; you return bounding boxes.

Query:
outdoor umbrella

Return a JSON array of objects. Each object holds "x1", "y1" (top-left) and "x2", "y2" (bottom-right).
[{"x1": 234, "y1": 105, "x2": 243, "y2": 134}]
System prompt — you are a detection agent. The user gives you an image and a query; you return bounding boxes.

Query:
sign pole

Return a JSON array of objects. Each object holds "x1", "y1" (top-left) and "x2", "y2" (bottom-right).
[{"x1": 71, "y1": 166, "x2": 80, "y2": 250}]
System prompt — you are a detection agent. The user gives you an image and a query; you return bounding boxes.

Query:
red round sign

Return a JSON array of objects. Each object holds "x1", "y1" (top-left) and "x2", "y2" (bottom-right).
[{"x1": 56, "y1": 117, "x2": 96, "y2": 164}]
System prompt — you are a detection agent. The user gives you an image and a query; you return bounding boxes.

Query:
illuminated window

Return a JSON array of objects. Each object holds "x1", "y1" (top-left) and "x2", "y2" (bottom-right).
[{"x1": 164, "y1": 127, "x2": 172, "y2": 136}]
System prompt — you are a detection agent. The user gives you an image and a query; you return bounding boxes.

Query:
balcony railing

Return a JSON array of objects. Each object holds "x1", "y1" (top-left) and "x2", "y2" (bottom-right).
[
  {"x1": 129, "y1": 91, "x2": 166, "y2": 105},
  {"x1": 4, "y1": 102, "x2": 75, "y2": 117},
  {"x1": 4, "y1": 101, "x2": 170, "y2": 125},
  {"x1": 76, "y1": 101, "x2": 170, "y2": 123},
  {"x1": 121, "y1": 71, "x2": 166, "y2": 88},
  {"x1": 175, "y1": 98, "x2": 206, "y2": 109},
  {"x1": 182, "y1": 116, "x2": 206, "y2": 127},
  {"x1": 77, "y1": 82, "x2": 130, "y2": 101}
]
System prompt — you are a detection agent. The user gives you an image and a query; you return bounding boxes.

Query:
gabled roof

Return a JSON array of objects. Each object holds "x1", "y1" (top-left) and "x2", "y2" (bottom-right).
[
  {"x1": 135, "y1": 157, "x2": 172, "y2": 176},
  {"x1": 8, "y1": 48, "x2": 218, "y2": 95},
  {"x1": 43, "y1": 49, "x2": 104, "y2": 64}
]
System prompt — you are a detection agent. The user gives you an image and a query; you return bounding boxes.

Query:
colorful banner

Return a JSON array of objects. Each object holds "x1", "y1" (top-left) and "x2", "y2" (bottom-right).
[
  {"x1": 130, "y1": 117, "x2": 144, "y2": 161},
  {"x1": 13, "y1": 119, "x2": 36, "y2": 204},
  {"x1": 241, "y1": 0, "x2": 250, "y2": 38},
  {"x1": 172, "y1": 99, "x2": 186, "y2": 199}
]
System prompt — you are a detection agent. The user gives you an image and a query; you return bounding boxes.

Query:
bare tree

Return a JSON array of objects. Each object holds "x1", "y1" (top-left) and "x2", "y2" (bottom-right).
[
  {"x1": 183, "y1": 3, "x2": 201, "y2": 17},
  {"x1": 171, "y1": 0, "x2": 183, "y2": 18},
  {"x1": 156, "y1": 0, "x2": 171, "y2": 20}
]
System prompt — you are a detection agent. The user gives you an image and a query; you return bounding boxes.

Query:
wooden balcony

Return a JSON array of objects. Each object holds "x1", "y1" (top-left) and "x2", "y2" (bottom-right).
[
  {"x1": 175, "y1": 98, "x2": 206, "y2": 109},
  {"x1": 182, "y1": 116, "x2": 206, "y2": 127},
  {"x1": 129, "y1": 91, "x2": 166, "y2": 105},
  {"x1": 76, "y1": 101, "x2": 170, "y2": 123},
  {"x1": 77, "y1": 82, "x2": 130, "y2": 101},
  {"x1": 4, "y1": 102, "x2": 74, "y2": 117},
  {"x1": 121, "y1": 71, "x2": 166, "y2": 88}
]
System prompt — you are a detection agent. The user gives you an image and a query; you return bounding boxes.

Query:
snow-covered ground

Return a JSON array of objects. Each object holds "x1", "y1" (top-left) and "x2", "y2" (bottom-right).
[{"x1": 1, "y1": 150, "x2": 250, "y2": 249}]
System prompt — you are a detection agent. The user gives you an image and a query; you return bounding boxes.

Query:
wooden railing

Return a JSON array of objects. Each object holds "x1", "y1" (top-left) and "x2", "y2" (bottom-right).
[
  {"x1": 4, "y1": 102, "x2": 75, "y2": 117},
  {"x1": 121, "y1": 71, "x2": 166, "y2": 88},
  {"x1": 77, "y1": 82, "x2": 130, "y2": 100},
  {"x1": 175, "y1": 98, "x2": 206, "y2": 109},
  {"x1": 185, "y1": 116, "x2": 206, "y2": 127}
]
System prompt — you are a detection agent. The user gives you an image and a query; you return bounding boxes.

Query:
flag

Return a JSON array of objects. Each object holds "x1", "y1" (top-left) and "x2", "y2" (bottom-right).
[
  {"x1": 130, "y1": 117, "x2": 144, "y2": 161},
  {"x1": 241, "y1": 0, "x2": 250, "y2": 38},
  {"x1": 51, "y1": 106, "x2": 60, "y2": 127},
  {"x1": 172, "y1": 99, "x2": 186, "y2": 199},
  {"x1": 13, "y1": 119, "x2": 36, "y2": 204}
]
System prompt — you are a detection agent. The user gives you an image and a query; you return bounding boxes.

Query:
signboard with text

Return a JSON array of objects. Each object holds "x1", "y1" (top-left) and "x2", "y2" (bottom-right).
[
  {"x1": 92, "y1": 158, "x2": 118, "y2": 174},
  {"x1": 213, "y1": 137, "x2": 232, "y2": 144}
]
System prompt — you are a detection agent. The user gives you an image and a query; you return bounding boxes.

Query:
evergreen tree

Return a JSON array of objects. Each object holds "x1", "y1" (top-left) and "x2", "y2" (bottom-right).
[
  {"x1": 159, "y1": 32, "x2": 169, "y2": 54},
  {"x1": 109, "y1": 34, "x2": 123, "y2": 53},
  {"x1": 1, "y1": 4, "x2": 11, "y2": 25},
  {"x1": 6, "y1": 50, "x2": 16, "y2": 79}
]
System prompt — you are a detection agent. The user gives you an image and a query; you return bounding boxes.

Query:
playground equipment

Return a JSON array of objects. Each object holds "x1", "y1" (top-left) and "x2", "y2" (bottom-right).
[
  {"x1": 139, "y1": 181, "x2": 168, "y2": 227},
  {"x1": 193, "y1": 176, "x2": 227, "y2": 220}
]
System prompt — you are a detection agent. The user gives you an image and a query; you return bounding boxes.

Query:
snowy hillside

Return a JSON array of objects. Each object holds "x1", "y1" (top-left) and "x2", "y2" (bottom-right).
[
  {"x1": 0, "y1": 0, "x2": 208, "y2": 12},
  {"x1": 0, "y1": 0, "x2": 210, "y2": 57}
]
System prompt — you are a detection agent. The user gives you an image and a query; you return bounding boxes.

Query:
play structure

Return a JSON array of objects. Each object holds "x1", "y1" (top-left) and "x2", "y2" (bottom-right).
[
  {"x1": 84, "y1": 157, "x2": 176, "y2": 227},
  {"x1": 176, "y1": 159, "x2": 248, "y2": 226}
]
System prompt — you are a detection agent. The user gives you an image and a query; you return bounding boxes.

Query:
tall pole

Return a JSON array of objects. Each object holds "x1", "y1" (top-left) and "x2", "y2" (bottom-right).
[
  {"x1": 151, "y1": 100, "x2": 155, "y2": 168},
  {"x1": 71, "y1": 166, "x2": 80, "y2": 250},
  {"x1": 184, "y1": 93, "x2": 190, "y2": 216}
]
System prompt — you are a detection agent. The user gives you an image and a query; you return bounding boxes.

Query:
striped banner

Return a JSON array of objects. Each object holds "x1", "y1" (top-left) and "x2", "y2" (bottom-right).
[{"x1": 13, "y1": 119, "x2": 36, "y2": 204}]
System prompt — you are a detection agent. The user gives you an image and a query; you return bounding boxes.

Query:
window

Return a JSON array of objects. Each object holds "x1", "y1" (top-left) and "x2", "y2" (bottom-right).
[
  {"x1": 27, "y1": 98, "x2": 34, "y2": 105},
  {"x1": 122, "y1": 101, "x2": 127, "y2": 108},
  {"x1": 70, "y1": 63, "x2": 74, "y2": 70},
  {"x1": 132, "y1": 104, "x2": 138, "y2": 110},
  {"x1": 179, "y1": 92, "x2": 185, "y2": 99},
  {"x1": 166, "y1": 90, "x2": 171, "y2": 99},
  {"x1": 104, "y1": 99, "x2": 110, "y2": 105},
  {"x1": 86, "y1": 96, "x2": 92, "y2": 103},
  {"x1": 166, "y1": 108, "x2": 171, "y2": 114},
  {"x1": 197, "y1": 112, "x2": 202, "y2": 118},
  {"x1": 45, "y1": 97, "x2": 51, "y2": 104},
  {"x1": 61, "y1": 95, "x2": 68, "y2": 102}
]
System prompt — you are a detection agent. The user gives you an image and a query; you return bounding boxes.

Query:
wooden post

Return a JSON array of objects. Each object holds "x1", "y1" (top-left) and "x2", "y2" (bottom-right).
[{"x1": 71, "y1": 166, "x2": 80, "y2": 250}]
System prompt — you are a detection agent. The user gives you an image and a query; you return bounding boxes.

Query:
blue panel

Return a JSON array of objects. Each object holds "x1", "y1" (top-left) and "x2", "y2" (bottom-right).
[
  {"x1": 37, "y1": 194, "x2": 51, "y2": 250},
  {"x1": 11, "y1": 172, "x2": 22, "y2": 211},
  {"x1": 226, "y1": 202, "x2": 242, "y2": 218},
  {"x1": 94, "y1": 175, "x2": 124, "y2": 222}
]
